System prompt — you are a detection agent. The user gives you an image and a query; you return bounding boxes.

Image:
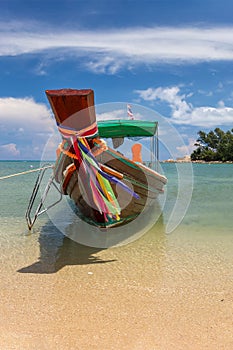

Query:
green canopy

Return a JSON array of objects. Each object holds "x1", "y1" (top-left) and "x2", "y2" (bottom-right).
[{"x1": 97, "y1": 120, "x2": 158, "y2": 138}]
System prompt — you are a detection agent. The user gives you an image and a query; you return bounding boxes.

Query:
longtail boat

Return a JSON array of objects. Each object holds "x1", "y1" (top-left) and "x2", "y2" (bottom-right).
[{"x1": 26, "y1": 88, "x2": 167, "y2": 231}]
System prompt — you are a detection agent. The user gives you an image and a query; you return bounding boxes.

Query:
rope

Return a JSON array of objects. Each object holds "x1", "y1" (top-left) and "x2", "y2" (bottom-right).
[
  {"x1": 58, "y1": 138, "x2": 107, "y2": 160},
  {"x1": 0, "y1": 165, "x2": 53, "y2": 181}
]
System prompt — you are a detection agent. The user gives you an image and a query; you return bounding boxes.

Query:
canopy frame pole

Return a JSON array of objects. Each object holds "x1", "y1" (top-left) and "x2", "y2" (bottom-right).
[{"x1": 156, "y1": 125, "x2": 159, "y2": 171}]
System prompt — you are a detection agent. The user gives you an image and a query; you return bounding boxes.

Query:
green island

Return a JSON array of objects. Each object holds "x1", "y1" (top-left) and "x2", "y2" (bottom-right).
[{"x1": 191, "y1": 128, "x2": 233, "y2": 162}]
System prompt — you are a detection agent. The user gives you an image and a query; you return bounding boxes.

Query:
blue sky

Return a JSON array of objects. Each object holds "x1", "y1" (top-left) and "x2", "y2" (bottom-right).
[{"x1": 1, "y1": 0, "x2": 233, "y2": 160}]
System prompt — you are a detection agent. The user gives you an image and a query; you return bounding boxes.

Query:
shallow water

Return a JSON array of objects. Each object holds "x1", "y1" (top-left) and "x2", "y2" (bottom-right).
[{"x1": 0, "y1": 161, "x2": 233, "y2": 349}]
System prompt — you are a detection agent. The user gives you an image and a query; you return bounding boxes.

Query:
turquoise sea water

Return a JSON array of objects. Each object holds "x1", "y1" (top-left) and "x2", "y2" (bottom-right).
[
  {"x1": 0, "y1": 161, "x2": 233, "y2": 349},
  {"x1": 0, "y1": 160, "x2": 232, "y2": 268},
  {"x1": 163, "y1": 162, "x2": 233, "y2": 231},
  {"x1": 0, "y1": 161, "x2": 232, "y2": 242}
]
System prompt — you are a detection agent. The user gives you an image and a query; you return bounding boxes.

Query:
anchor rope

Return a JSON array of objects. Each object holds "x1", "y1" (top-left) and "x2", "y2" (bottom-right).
[{"x1": 0, "y1": 165, "x2": 53, "y2": 181}]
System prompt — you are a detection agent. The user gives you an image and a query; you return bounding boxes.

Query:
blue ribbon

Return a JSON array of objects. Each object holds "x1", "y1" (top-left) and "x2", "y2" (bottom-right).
[{"x1": 78, "y1": 140, "x2": 140, "y2": 200}]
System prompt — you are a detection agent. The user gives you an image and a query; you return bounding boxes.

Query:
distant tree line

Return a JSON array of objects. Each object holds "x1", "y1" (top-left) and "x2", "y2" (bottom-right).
[{"x1": 191, "y1": 128, "x2": 233, "y2": 162}]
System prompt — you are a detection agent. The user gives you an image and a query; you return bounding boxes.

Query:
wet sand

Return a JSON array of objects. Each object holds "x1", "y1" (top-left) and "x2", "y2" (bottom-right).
[{"x1": 0, "y1": 223, "x2": 233, "y2": 350}]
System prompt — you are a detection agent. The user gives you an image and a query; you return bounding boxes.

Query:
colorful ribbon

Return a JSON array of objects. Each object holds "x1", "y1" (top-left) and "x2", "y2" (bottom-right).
[{"x1": 58, "y1": 126, "x2": 139, "y2": 222}]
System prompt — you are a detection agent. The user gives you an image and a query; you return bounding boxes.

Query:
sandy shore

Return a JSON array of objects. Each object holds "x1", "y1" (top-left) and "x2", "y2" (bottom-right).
[{"x1": 0, "y1": 225, "x2": 233, "y2": 350}]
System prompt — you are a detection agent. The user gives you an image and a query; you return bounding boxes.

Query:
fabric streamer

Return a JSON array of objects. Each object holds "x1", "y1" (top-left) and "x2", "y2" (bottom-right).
[
  {"x1": 78, "y1": 140, "x2": 140, "y2": 199},
  {"x1": 79, "y1": 139, "x2": 121, "y2": 221},
  {"x1": 59, "y1": 125, "x2": 139, "y2": 223}
]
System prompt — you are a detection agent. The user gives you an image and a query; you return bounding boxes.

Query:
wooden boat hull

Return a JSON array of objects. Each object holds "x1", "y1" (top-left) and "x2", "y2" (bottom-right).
[
  {"x1": 54, "y1": 142, "x2": 167, "y2": 228},
  {"x1": 45, "y1": 88, "x2": 167, "y2": 229}
]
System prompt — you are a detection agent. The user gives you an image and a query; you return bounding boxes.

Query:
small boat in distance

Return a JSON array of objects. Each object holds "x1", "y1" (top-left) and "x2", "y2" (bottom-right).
[{"x1": 26, "y1": 88, "x2": 167, "y2": 230}]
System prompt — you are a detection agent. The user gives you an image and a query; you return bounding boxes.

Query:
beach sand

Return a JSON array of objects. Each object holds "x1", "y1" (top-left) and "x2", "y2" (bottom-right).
[{"x1": 0, "y1": 222, "x2": 233, "y2": 350}]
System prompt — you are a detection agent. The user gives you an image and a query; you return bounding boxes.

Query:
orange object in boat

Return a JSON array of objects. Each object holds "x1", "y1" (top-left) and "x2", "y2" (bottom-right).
[{"x1": 131, "y1": 143, "x2": 142, "y2": 163}]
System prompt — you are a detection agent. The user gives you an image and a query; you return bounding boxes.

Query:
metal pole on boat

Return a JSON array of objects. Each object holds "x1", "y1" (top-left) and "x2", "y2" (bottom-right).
[
  {"x1": 156, "y1": 124, "x2": 159, "y2": 171},
  {"x1": 150, "y1": 136, "x2": 153, "y2": 169}
]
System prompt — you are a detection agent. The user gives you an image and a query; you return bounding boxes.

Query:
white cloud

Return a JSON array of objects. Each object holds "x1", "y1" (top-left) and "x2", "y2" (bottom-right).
[
  {"x1": 0, "y1": 97, "x2": 55, "y2": 159},
  {"x1": 136, "y1": 86, "x2": 233, "y2": 128},
  {"x1": 84, "y1": 56, "x2": 123, "y2": 74},
  {"x1": 0, "y1": 97, "x2": 54, "y2": 133},
  {"x1": 197, "y1": 89, "x2": 213, "y2": 97},
  {"x1": 1, "y1": 23, "x2": 233, "y2": 73},
  {"x1": 0, "y1": 143, "x2": 20, "y2": 157},
  {"x1": 97, "y1": 109, "x2": 125, "y2": 120},
  {"x1": 176, "y1": 138, "x2": 197, "y2": 156}
]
